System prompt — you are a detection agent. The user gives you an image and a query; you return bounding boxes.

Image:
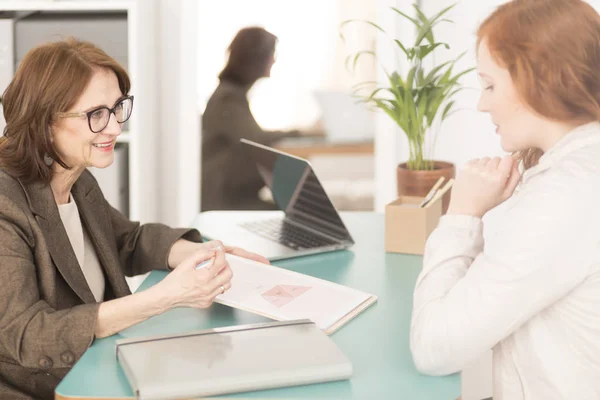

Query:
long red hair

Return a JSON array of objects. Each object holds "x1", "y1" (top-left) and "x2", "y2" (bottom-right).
[{"x1": 477, "y1": 0, "x2": 600, "y2": 167}]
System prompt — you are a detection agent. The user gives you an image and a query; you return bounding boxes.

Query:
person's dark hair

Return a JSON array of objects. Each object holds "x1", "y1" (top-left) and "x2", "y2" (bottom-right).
[
  {"x1": 0, "y1": 37, "x2": 130, "y2": 183},
  {"x1": 219, "y1": 27, "x2": 277, "y2": 86}
]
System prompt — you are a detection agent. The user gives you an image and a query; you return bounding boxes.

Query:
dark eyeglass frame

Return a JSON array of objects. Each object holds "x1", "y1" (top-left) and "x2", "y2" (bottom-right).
[{"x1": 56, "y1": 95, "x2": 134, "y2": 133}]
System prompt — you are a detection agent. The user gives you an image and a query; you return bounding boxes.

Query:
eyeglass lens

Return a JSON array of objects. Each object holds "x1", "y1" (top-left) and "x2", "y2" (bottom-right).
[{"x1": 89, "y1": 97, "x2": 133, "y2": 133}]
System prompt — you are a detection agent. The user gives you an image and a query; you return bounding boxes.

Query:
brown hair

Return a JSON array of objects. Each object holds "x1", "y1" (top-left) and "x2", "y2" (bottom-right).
[
  {"x1": 477, "y1": 0, "x2": 600, "y2": 168},
  {"x1": 0, "y1": 38, "x2": 130, "y2": 183},
  {"x1": 219, "y1": 27, "x2": 277, "y2": 86}
]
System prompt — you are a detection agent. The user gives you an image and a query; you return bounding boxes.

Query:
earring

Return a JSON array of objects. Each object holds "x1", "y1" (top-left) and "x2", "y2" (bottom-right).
[{"x1": 44, "y1": 154, "x2": 54, "y2": 166}]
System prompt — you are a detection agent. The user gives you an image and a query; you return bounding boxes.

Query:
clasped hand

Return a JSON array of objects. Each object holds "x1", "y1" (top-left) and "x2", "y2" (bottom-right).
[
  {"x1": 447, "y1": 155, "x2": 522, "y2": 218},
  {"x1": 159, "y1": 240, "x2": 269, "y2": 310}
]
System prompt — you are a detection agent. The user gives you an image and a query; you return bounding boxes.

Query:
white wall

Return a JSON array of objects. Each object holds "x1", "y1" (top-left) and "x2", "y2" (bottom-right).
[
  {"x1": 373, "y1": 0, "x2": 407, "y2": 211},
  {"x1": 420, "y1": 0, "x2": 505, "y2": 167},
  {"x1": 196, "y1": 0, "x2": 376, "y2": 133},
  {"x1": 130, "y1": 0, "x2": 159, "y2": 224},
  {"x1": 156, "y1": 0, "x2": 199, "y2": 227}
]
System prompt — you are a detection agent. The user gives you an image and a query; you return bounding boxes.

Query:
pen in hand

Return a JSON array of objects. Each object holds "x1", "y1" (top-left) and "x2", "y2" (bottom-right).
[{"x1": 195, "y1": 245, "x2": 224, "y2": 270}]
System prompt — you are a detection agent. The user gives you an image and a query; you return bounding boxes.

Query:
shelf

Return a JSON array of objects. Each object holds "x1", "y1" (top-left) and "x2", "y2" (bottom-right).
[{"x1": 0, "y1": 1, "x2": 133, "y2": 12}]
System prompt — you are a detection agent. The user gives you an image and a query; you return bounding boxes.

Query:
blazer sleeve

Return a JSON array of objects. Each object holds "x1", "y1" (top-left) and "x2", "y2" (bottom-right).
[
  {"x1": 107, "y1": 202, "x2": 203, "y2": 276},
  {"x1": 0, "y1": 196, "x2": 99, "y2": 369}
]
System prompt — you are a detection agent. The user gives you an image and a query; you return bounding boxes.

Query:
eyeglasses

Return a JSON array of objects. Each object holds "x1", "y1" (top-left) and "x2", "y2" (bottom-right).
[{"x1": 57, "y1": 95, "x2": 134, "y2": 133}]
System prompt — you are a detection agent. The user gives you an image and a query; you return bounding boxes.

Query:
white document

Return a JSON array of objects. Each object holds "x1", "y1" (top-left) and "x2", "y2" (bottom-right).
[{"x1": 216, "y1": 254, "x2": 377, "y2": 334}]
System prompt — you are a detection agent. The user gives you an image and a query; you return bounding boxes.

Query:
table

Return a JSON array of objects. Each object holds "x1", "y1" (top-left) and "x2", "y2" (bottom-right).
[
  {"x1": 55, "y1": 212, "x2": 460, "y2": 399},
  {"x1": 275, "y1": 137, "x2": 374, "y2": 159}
]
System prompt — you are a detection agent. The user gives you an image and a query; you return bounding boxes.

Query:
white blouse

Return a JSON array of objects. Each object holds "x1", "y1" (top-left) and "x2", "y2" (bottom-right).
[
  {"x1": 58, "y1": 196, "x2": 105, "y2": 303},
  {"x1": 410, "y1": 122, "x2": 600, "y2": 400}
]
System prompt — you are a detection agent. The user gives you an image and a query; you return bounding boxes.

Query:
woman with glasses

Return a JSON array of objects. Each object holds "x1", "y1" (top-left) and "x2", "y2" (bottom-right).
[{"x1": 0, "y1": 39, "x2": 268, "y2": 400}]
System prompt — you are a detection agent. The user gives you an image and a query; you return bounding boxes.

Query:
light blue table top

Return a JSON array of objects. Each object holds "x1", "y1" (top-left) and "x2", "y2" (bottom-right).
[{"x1": 56, "y1": 211, "x2": 460, "y2": 399}]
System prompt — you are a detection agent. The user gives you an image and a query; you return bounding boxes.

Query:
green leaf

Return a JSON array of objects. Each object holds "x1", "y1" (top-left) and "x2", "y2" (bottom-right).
[
  {"x1": 418, "y1": 42, "x2": 449, "y2": 60},
  {"x1": 391, "y1": 7, "x2": 420, "y2": 28},
  {"x1": 351, "y1": 80, "x2": 378, "y2": 90},
  {"x1": 417, "y1": 93, "x2": 428, "y2": 124},
  {"x1": 424, "y1": 60, "x2": 453, "y2": 83},
  {"x1": 394, "y1": 40, "x2": 410, "y2": 59},
  {"x1": 340, "y1": 19, "x2": 387, "y2": 34},
  {"x1": 413, "y1": 5, "x2": 434, "y2": 44},
  {"x1": 424, "y1": 88, "x2": 445, "y2": 126},
  {"x1": 387, "y1": 72, "x2": 405, "y2": 108},
  {"x1": 441, "y1": 100, "x2": 456, "y2": 121},
  {"x1": 366, "y1": 87, "x2": 389, "y2": 102},
  {"x1": 430, "y1": 4, "x2": 457, "y2": 26},
  {"x1": 353, "y1": 50, "x2": 376, "y2": 73},
  {"x1": 344, "y1": 50, "x2": 376, "y2": 73},
  {"x1": 414, "y1": 21, "x2": 433, "y2": 47},
  {"x1": 406, "y1": 66, "x2": 418, "y2": 90},
  {"x1": 417, "y1": 67, "x2": 425, "y2": 87},
  {"x1": 449, "y1": 67, "x2": 476, "y2": 84},
  {"x1": 438, "y1": 64, "x2": 454, "y2": 85},
  {"x1": 372, "y1": 99, "x2": 402, "y2": 126}
]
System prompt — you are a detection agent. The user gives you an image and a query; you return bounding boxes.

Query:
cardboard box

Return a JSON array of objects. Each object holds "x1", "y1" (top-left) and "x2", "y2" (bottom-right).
[{"x1": 385, "y1": 195, "x2": 442, "y2": 255}]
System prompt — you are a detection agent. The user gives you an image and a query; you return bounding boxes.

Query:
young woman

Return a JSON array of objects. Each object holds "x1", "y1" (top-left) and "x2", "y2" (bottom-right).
[{"x1": 411, "y1": 1, "x2": 600, "y2": 398}]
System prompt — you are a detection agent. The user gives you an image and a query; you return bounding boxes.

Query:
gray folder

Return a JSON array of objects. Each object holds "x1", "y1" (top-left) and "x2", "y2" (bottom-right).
[{"x1": 115, "y1": 319, "x2": 353, "y2": 399}]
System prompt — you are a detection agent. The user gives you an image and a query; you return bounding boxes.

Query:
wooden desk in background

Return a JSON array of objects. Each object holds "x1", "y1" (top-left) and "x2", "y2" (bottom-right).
[{"x1": 275, "y1": 138, "x2": 374, "y2": 159}]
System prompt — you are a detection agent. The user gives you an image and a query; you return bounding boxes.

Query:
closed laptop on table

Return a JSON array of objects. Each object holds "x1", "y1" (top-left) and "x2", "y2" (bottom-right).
[{"x1": 116, "y1": 319, "x2": 353, "y2": 400}]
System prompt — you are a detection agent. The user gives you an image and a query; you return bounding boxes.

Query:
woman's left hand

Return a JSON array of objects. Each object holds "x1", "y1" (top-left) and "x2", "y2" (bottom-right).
[
  {"x1": 447, "y1": 155, "x2": 521, "y2": 218},
  {"x1": 168, "y1": 239, "x2": 270, "y2": 269},
  {"x1": 224, "y1": 245, "x2": 270, "y2": 264}
]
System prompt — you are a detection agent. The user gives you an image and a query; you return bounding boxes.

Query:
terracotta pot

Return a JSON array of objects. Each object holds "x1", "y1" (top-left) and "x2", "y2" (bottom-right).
[{"x1": 397, "y1": 161, "x2": 456, "y2": 214}]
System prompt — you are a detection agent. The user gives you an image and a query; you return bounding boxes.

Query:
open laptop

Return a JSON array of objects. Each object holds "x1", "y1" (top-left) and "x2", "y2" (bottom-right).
[
  {"x1": 199, "y1": 139, "x2": 355, "y2": 261},
  {"x1": 314, "y1": 90, "x2": 374, "y2": 143}
]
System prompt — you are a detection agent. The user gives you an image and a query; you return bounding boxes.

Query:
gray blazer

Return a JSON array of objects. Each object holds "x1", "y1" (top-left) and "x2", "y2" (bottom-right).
[
  {"x1": 0, "y1": 169, "x2": 201, "y2": 399},
  {"x1": 201, "y1": 80, "x2": 299, "y2": 211}
]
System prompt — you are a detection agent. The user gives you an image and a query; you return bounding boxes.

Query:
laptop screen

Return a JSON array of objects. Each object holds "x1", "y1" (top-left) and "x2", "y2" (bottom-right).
[{"x1": 241, "y1": 139, "x2": 354, "y2": 243}]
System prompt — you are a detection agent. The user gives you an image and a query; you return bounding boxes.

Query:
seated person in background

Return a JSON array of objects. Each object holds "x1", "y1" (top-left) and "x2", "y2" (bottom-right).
[
  {"x1": 201, "y1": 26, "x2": 303, "y2": 211},
  {"x1": 0, "y1": 38, "x2": 267, "y2": 400},
  {"x1": 410, "y1": 0, "x2": 600, "y2": 398}
]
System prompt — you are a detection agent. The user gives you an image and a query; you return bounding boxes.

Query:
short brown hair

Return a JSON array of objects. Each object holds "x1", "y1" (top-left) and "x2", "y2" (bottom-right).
[
  {"x1": 219, "y1": 27, "x2": 277, "y2": 86},
  {"x1": 0, "y1": 38, "x2": 130, "y2": 183},
  {"x1": 477, "y1": 0, "x2": 600, "y2": 168}
]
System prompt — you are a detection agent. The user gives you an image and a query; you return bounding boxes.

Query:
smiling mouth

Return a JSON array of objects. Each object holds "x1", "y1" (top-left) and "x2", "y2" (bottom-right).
[{"x1": 92, "y1": 142, "x2": 113, "y2": 149}]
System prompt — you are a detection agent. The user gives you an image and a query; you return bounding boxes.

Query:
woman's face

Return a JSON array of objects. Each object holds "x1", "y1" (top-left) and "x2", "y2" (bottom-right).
[
  {"x1": 51, "y1": 68, "x2": 124, "y2": 172},
  {"x1": 477, "y1": 40, "x2": 546, "y2": 152}
]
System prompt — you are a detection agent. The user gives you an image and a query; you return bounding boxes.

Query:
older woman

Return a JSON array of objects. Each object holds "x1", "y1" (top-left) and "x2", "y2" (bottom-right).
[{"x1": 0, "y1": 39, "x2": 267, "y2": 400}]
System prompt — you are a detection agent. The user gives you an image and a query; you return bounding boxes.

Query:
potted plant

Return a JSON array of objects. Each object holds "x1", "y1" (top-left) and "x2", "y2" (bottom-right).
[{"x1": 341, "y1": 3, "x2": 474, "y2": 212}]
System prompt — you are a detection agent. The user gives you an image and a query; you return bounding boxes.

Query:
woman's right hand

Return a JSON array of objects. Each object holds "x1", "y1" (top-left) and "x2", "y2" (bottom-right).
[
  {"x1": 447, "y1": 155, "x2": 521, "y2": 218},
  {"x1": 157, "y1": 248, "x2": 233, "y2": 310}
]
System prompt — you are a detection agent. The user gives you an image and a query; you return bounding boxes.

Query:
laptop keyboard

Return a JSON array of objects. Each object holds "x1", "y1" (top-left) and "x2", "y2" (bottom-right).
[{"x1": 240, "y1": 218, "x2": 339, "y2": 250}]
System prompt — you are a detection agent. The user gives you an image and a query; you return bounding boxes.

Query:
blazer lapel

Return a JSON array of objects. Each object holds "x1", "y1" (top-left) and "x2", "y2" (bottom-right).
[
  {"x1": 19, "y1": 180, "x2": 96, "y2": 304},
  {"x1": 72, "y1": 174, "x2": 131, "y2": 298}
]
